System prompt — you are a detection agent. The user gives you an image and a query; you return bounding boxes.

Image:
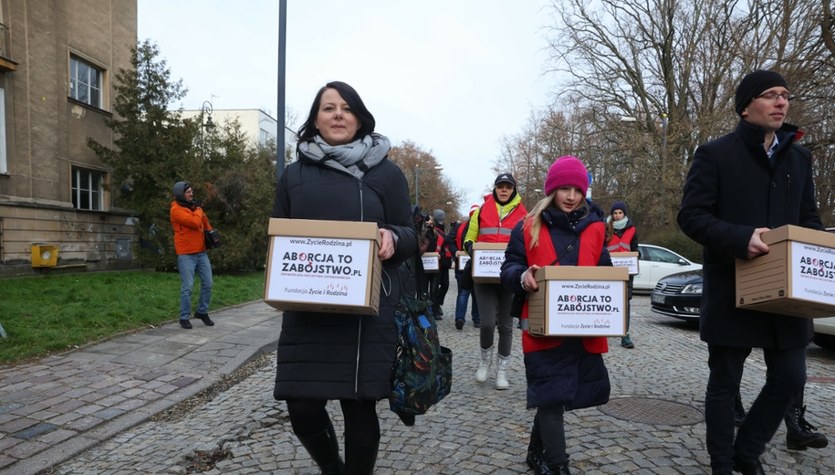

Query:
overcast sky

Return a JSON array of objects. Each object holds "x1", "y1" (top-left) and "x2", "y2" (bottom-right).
[{"x1": 138, "y1": 0, "x2": 558, "y2": 214}]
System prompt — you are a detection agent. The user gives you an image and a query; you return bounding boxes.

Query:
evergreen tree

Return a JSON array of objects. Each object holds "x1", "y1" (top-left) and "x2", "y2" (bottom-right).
[
  {"x1": 89, "y1": 40, "x2": 275, "y2": 272},
  {"x1": 89, "y1": 40, "x2": 196, "y2": 269}
]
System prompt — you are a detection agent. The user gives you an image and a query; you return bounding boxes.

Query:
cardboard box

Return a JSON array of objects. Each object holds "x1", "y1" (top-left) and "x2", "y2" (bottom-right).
[
  {"x1": 422, "y1": 252, "x2": 440, "y2": 273},
  {"x1": 456, "y1": 251, "x2": 470, "y2": 271},
  {"x1": 527, "y1": 266, "x2": 629, "y2": 337},
  {"x1": 264, "y1": 218, "x2": 382, "y2": 315},
  {"x1": 735, "y1": 225, "x2": 835, "y2": 318},
  {"x1": 472, "y1": 242, "x2": 507, "y2": 283},
  {"x1": 610, "y1": 251, "x2": 640, "y2": 275}
]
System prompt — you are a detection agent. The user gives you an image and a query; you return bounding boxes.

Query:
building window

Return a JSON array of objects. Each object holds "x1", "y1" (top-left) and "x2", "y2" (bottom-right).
[
  {"x1": 69, "y1": 55, "x2": 103, "y2": 108},
  {"x1": 72, "y1": 167, "x2": 103, "y2": 211}
]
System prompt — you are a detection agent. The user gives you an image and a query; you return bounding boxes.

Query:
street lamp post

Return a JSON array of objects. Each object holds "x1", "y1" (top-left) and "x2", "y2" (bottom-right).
[
  {"x1": 414, "y1": 165, "x2": 444, "y2": 208},
  {"x1": 201, "y1": 101, "x2": 215, "y2": 131},
  {"x1": 200, "y1": 101, "x2": 215, "y2": 159},
  {"x1": 276, "y1": 0, "x2": 287, "y2": 181},
  {"x1": 414, "y1": 166, "x2": 420, "y2": 207}
]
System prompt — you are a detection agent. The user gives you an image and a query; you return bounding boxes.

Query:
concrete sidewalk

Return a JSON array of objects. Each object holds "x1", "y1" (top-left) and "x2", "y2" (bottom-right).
[{"x1": 0, "y1": 301, "x2": 281, "y2": 475}]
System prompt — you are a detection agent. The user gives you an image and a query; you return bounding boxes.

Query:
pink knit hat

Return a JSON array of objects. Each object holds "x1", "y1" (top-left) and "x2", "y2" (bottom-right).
[{"x1": 544, "y1": 156, "x2": 589, "y2": 196}]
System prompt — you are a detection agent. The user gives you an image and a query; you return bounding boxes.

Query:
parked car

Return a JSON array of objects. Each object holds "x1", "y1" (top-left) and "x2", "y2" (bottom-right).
[
  {"x1": 814, "y1": 318, "x2": 835, "y2": 351},
  {"x1": 649, "y1": 268, "x2": 835, "y2": 351},
  {"x1": 633, "y1": 244, "x2": 702, "y2": 292},
  {"x1": 650, "y1": 269, "x2": 703, "y2": 322}
]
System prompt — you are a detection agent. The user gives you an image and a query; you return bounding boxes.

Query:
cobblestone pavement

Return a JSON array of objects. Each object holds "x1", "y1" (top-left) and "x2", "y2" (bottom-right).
[
  {"x1": 45, "y1": 281, "x2": 835, "y2": 475},
  {"x1": 0, "y1": 303, "x2": 282, "y2": 475}
]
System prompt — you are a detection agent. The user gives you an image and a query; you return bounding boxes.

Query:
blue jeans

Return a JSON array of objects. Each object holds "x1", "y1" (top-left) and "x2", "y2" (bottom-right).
[
  {"x1": 178, "y1": 252, "x2": 213, "y2": 319},
  {"x1": 454, "y1": 271, "x2": 479, "y2": 323}
]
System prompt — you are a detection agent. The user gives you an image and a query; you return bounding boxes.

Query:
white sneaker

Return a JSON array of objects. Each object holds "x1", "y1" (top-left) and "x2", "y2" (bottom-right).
[
  {"x1": 495, "y1": 355, "x2": 510, "y2": 390},
  {"x1": 475, "y1": 347, "x2": 492, "y2": 383}
]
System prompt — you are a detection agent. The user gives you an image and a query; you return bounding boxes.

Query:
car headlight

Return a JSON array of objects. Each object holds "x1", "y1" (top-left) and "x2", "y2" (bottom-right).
[{"x1": 682, "y1": 283, "x2": 703, "y2": 294}]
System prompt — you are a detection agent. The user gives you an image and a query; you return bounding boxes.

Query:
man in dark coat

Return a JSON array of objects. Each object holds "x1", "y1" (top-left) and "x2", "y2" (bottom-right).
[{"x1": 678, "y1": 70, "x2": 825, "y2": 474}]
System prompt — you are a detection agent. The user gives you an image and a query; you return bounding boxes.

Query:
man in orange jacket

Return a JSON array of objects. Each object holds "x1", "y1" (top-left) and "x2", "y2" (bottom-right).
[{"x1": 170, "y1": 181, "x2": 215, "y2": 329}]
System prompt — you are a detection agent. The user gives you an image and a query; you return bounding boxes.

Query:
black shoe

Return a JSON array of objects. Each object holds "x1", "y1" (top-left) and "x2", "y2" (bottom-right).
[
  {"x1": 526, "y1": 452, "x2": 555, "y2": 475},
  {"x1": 554, "y1": 464, "x2": 571, "y2": 475},
  {"x1": 179, "y1": 319, "x2": 192, "y2": 329},
  {"x1": 785, "y1": 405, "x2": 829, "y2": 450},
  {"x1": 473, "y1": 321, "x2": 480, "y2": 328},
  {"x1": 542, "y1": 463, "x2": 571, "y2": 475},
  {"x1": 195, "y1": 312, "x2": 215, "y2": 326},
  {"x1": 526, "y1": 434, "x2": 554, "y2": 475},
  {"x1": 455, "y1": 319, "x2": 464, "y2": 330},
  {"x1": 732, "y1": 457, "x2": 765, "y2": 475}
]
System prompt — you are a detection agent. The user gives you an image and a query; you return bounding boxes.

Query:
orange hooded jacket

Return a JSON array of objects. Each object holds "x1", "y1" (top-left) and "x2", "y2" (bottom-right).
[{"x1": 170, "y1": 201, "x2": 212, "y2": 255}]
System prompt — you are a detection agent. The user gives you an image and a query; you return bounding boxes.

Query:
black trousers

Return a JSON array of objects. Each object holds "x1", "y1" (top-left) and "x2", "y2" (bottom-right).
[
  {"x1": 705, "y1": 344, "x2": 806, "y2": 472},
  {"x1": 536, "y1": 405, "x2": 567, "y2": 466},
  {"x1": 286, "y1": 398, "x2": 380, "y2": 445},
  {"x1": 430, "y1": 268, "x2": 450, "y2": 310}
]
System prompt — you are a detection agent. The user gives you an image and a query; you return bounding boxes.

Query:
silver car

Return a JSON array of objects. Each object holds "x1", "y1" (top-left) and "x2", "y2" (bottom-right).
[{"x1": 634, "y1": 244, "x2": 703, "y2": 293}]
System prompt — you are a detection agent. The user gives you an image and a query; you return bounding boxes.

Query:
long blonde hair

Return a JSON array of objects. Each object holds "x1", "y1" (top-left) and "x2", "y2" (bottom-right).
[{"x1": 526, "y1": 193, "x2": 590, "y2": 248}]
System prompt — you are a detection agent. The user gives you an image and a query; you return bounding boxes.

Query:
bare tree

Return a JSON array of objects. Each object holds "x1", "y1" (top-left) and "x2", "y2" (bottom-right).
[
  {"x1": 388, "y1": 141, "x2": 464, "y2": 223},
  {"x1": 529, "y1": 0, "x2": 835, "y2": 229}
]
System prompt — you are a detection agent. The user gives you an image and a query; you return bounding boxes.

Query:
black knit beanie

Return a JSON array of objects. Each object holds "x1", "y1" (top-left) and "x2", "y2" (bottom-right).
[{"x1": 734, "y1": 70, "x2": 788, "y2": 116}]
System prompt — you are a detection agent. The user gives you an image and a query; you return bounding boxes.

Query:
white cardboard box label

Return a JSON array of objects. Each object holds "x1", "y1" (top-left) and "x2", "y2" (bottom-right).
[
  {"x1": 545, "y1": 280, "x2": 626, "y2": 335},
  {"x1": 422, "y1": 254, "x2": 440, "y2": 271},
  {"x1": 790, "y1": 241, "x2": 835, "y2": 305},
  {"x1": 266, "y1": 236, "x2": 372, "y2": 306},
  {"x1": 457, "y1": 254, "x2": 471, "y2": 270},
  {"x1": 473, "y1": 249, "x2": 505, "y2": 278},
  {"x1": 610, "y1": 255, "x2": 639, "y2": 275}
]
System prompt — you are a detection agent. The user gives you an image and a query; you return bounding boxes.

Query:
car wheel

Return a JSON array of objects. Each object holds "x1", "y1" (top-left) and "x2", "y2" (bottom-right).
[{"x1": 813, "y1": 333, "x2": 835, "y2": 351}]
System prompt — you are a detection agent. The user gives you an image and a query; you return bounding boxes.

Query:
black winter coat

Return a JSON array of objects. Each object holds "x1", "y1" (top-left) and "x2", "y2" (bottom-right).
[
  {"x1": 272, "y1": 154, "x2": 417, "y2": 401},
  {"x1": 677, "y1": 120, "x2": 823, "y2": 349},
  {"x1": 502, "y1": 203, "x2": 612, "y2": 410}
]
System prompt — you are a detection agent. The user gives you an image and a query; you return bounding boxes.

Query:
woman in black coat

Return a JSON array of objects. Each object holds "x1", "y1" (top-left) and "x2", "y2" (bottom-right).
[{"x1": 272, "y1": 81, "x2": 417, "y2": 474}]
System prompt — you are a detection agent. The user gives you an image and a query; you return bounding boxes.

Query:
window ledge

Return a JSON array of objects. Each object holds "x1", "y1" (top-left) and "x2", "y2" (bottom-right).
[
  {"x1": 0, "y1": 55, "x2": 17, "y2": 72},
  {"x1": 67, "y1": 97, "x2": 111, "y2": 116}
]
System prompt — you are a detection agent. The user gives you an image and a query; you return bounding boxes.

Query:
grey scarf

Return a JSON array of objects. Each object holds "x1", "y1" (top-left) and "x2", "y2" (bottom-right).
[{"x1": 299, "y1": 133, "x2": 391, "y2": 180}]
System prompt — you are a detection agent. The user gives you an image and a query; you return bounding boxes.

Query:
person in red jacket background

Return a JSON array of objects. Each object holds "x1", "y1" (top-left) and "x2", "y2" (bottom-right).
[
  {"x1": 170, "y1": 181, "x2": 215, "y2": 330},
  {"x1": 605, "y1": 201, "x2": 638, "y2": 349},
  {"x1": 451, "y1": 204, "x2": 481, "y2": 329},
  {"x1": 464, "y1": 173, "x2": 527, "y2": 390},
  {"x1": 428, "y1": 209, "x2": 452, "y2": 318}
]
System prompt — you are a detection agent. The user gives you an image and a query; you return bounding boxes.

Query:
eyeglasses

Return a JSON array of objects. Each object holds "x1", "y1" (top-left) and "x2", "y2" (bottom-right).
[{"x1": 755, "y1": 91, "x2": 795, "y2": 102}]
